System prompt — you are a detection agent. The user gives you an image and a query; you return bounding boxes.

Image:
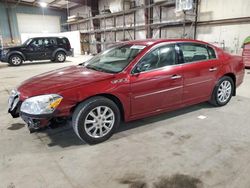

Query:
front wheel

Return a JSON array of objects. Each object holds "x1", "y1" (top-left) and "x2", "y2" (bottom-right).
[
  {"x1": 210, "y1": 76, "x2": 234, "y2": 106},
  {"x1": 72, "y1": 96, "x2": 120, "y2": 144},
  {"x1": 9, "y1": 55, "x2": 23, "y2": 66}
]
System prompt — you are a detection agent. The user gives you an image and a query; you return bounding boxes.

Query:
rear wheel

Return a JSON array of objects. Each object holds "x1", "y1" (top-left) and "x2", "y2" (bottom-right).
[
  {"x1": 72, "y1": 96, "x2": 120, "y2": 144},
  {"x1": 55, "y1": 52, "x2": 66, "y2": 62},
  {"x1": 9, "y1": 54, "x2": 23, "y2": 66},
  {"x1": 210, "y1": 76, "x2": 234, "y2": 106}
]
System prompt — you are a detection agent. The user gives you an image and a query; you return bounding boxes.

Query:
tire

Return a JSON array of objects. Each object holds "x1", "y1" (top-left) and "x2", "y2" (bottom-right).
[
  {"x1": 55, "y1": 51, "x2": 66, "y2": 62},
  {"x1": 72, "y1": 96, "x2": 120, "y2": 144},
  {"x1": 9, "y1": 54, "x2": 23, "y2": 66},
  {"x1": 210, "y1": 76, "x2": 234, "y2": 106}
]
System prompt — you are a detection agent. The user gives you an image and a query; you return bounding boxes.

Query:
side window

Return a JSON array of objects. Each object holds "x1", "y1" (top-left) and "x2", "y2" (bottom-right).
[
  {"x1": 207, "y1": 46, "x2": 216, "y2": 59},
  {"x1": 50, "y1": 38, "x2": 57, "y2": 45},
  {"x1": 135, "y1": 45, "x2": 176, "y2": 73},
  {"x1": 61, "y1": 38, "x2": 68, "y2": 44},
  {"x1": 45, "y1": 38, "x2": 57, "y2": 45},
  {"x1": 44, "y1": 38, "x2": 49, "y2": 45},
  {"x1": 179, "y1": 43, "x2": 209, "y2": 63},
  {"x1": 30, "y1": 39, "x2": 44, "y2": 48}
]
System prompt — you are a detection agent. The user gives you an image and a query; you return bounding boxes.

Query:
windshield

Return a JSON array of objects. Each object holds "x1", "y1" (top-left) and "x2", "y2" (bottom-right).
[
  {"x1": 85, "y1": 44, "x2": 146, "y2": 73},
  {"x1": 22, "y1": 38, "x2": 33, "y2": 46}
]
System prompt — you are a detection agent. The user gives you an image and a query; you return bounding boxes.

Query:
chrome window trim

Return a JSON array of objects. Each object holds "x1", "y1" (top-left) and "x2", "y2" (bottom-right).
[
  {"x1": 130, "y1": 41, "x2": 219, "y2": 75},
  {"x1": 177, "y1": 42, "x2": 218, "y2": 65}
]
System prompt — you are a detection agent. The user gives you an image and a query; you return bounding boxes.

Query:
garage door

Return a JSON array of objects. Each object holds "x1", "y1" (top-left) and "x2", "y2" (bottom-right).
[{"x1": 17, "y1": 13, "x2": 60, "y2": 33}]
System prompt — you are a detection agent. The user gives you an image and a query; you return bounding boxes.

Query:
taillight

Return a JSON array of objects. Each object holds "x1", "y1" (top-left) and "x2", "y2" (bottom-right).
[{"x1": 67, "y1": 42, "x2": 71, "y2": 50}]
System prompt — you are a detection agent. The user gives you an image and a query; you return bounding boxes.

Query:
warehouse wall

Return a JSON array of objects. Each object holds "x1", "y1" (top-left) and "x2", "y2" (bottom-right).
[
  {"x1": 197, "y1": 0, "x2": 250, "y2": 54},
  {"x1": 0, "y1": 2, "x2": 67, "y2": 46}
]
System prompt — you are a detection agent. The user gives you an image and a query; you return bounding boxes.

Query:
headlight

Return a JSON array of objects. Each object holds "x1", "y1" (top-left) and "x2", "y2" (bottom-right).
[
  {"x1": 8, "y1": 89, "x2": 20, "y2": 110},
  {"x1": 20, "y1": 94, "x2": 63, "y2": 115},
  {"x1": 2, "y1": 49, "x2": 9, "y2": 55}
]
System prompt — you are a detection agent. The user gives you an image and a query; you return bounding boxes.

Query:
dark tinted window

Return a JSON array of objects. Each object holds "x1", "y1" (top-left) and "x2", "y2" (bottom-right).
[
  {"x1": 59, "y1": 38, "x2": 69, "y2": 45},
  {"x1": 30, "y1": 38, "x2": 44, "y2": 48},
  {"x1": 179, "y1": 43, "x2": 209, "y2": 63},
  {"x1": 44, "y1": 38, "x2": 57, "y2": 45},
  {"x1": 135, "y1": 44, "x2": 176, "y2": 72}
]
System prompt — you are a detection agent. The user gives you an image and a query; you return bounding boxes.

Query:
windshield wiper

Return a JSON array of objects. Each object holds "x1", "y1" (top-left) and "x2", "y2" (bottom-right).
[{"x1": 86, "y1": 66, "x2": 116, "y2": 73}]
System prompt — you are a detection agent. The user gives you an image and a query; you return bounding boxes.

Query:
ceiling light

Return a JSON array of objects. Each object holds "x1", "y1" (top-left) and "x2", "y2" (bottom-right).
[{"x1": 39, "y1": 2, "x2": 47, "y2": 8}]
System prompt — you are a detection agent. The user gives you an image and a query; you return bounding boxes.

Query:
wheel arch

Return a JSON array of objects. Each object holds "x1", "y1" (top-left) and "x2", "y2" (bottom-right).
[
  {"x1": 222, "y1": 73, "x2": 236, "y2": 96},
  {"x1": 52, "y1": 48, "x2": 67, "y2": 58},
  {"x1": 8, "y1": 51, "x2": 26, "y2": 61},
  {"x1": 71, "y1": 93, "x2": 125, "y2": 121}
]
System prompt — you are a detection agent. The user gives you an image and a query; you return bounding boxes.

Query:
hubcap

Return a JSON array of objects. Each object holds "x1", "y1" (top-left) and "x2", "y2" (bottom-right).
[
  {"x1": 217, "y1": 80, "x2": 232, "y2": 103},
  {"x1": 12, "y1": 56, "x2": 21, "y2": 65},
  {"x1": 57, "y1": 54, "x2": 65, "y2": 62},
  {"x1": 84, "y1": 106, "x2": 115, "y2": 138}
]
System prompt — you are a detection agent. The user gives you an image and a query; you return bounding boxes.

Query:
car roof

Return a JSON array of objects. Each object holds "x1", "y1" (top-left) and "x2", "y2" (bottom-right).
[{"x1": 124, "y1": 38, "x2": 211, "y2": 47}]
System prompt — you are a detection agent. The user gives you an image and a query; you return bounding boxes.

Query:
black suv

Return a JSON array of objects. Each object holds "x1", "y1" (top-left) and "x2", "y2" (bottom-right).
[{"x1": 0, "y1": 37, "x2": 72, "y2": 66}]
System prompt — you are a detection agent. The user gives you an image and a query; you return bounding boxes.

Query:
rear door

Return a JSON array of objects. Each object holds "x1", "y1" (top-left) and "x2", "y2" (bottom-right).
[
  {"x1": 44, "y1": 38, "x2": 58, "y2": 59},
  {"x1": 130, "y1": 44, "x2": 183, "y2": 115},
  {"x1": 178, "y1": 42, "x2": 220, "y2": 104}
]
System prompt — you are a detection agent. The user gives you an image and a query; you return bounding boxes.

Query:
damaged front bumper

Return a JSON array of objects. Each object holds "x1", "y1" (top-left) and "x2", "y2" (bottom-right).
[
  {"x1": 20, "y1": 113, "x2": 51, "y2": 132},
  {"x1": 8, "y1": 98, "x2": 52, "y2": 132}
]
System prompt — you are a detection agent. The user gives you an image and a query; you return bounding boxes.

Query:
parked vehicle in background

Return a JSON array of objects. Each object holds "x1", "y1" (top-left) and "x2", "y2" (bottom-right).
[
  {"x1": 0, "y1": 37, "x2": 72, "y2": 66},
  {"x1": 8, "y1": 39, "x2": 245, "y2": 144},
  {"x1": 242, "y1": 42, "x2": 250, "y2": 68}
]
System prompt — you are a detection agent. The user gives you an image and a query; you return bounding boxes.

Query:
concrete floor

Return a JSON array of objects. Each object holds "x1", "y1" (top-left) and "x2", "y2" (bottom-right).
[{"x1": 0, "y1": 56, "x2": 250, "y2": 188}]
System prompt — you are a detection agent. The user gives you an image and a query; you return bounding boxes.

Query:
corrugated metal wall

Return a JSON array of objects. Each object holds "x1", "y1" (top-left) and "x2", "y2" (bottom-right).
[{"x1": 0, "y1": 2, "x2": 67, "y2": 46}]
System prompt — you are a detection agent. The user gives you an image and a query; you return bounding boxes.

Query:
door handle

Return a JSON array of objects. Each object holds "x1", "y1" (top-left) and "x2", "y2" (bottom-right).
[
  {"x1": 209, "y1": 67, "x2": 217, "y2": 72},
  {"x1": 171, "y1": 75, "x2": 182, "y2": 79}
]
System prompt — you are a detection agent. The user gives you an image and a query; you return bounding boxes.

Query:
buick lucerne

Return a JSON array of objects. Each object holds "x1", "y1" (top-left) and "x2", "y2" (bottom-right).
[{"x1": 8, "y1": 39, "x2": 245, "y2": 144}]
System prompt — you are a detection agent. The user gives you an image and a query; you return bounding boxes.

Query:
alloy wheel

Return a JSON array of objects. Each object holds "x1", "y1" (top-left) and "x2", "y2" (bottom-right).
[
  {"x1": 84, "y1": 106, "x2": 115, "y2": 138},
  {"x1": 217, "y1": 80, "x2": 232, "y2": 103},
  {"x1": 12, "y1": 56, "x2": 21, "y2": 65},
  {"x1": 57, "y1": 53, "x2": 65, "y2": 62}
]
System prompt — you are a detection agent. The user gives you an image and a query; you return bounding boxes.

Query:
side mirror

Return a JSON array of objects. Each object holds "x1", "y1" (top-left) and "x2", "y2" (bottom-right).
[{"x1": 79, "y1": 62, "x2": 86, "y2": 66}]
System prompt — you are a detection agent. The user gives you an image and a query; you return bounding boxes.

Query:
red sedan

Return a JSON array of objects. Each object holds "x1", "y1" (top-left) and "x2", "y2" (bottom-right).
[{"x1": 8, "y1": 39, "x2": 245, "y2": 144}]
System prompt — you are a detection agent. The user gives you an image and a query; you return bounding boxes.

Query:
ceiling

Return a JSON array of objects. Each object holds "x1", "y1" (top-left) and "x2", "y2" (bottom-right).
[{"x1": 0, "y1": 0, "x2": 88, "y2": 9}]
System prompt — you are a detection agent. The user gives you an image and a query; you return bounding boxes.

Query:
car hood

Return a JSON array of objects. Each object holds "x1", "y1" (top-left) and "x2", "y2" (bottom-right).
[
  {"x1": 18, "y1": 65, "x2": 115, "y2": 99},
  {"x1": 3, "y1": 45, "x2": 24, "y2": 51}
]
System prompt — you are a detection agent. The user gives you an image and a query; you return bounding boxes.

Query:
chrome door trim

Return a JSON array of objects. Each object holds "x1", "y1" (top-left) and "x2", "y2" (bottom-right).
[{"x1": 134, "y1": 86, "x2": 183, "y2": 99}]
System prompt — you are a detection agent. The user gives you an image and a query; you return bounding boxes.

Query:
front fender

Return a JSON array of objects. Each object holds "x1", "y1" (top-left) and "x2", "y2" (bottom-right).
[{"x1": 7, "y1": 51, "x2": 26, "y2": 61}]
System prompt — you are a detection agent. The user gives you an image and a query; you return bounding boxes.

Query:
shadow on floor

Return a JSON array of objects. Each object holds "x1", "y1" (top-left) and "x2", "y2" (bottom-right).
[
  {"x1": 7, "y1": 123, "x2": 25, "y2": 130},
  {"x1": 36, "y1": 102, "x2": 213, "y2": 148},
  {"x1": 15, "y1": 60, "x2": 72, "y2": 66}
]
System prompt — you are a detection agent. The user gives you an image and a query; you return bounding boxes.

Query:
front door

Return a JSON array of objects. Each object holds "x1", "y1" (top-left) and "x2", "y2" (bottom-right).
[
  {"x1": 44, "y1": 38, "x2": 58, "y2": 59},
  {"x1": 130, "y1": 44, "x2": 183, "y2": 116},
  {"x1": 25, "y1": 38, "x2": 46, "y2": 60}
]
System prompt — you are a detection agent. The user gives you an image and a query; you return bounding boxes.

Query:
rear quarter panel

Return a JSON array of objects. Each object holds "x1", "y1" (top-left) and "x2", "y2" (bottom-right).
[{"x1": 220, "y1": 51, "x2": 244, "y2": 87}]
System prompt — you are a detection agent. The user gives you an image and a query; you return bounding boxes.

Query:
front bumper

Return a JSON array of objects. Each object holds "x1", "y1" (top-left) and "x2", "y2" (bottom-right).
[
  {"x1": 8, "y1": 101, "x2": 51, "y2": 130},
  {"x1": 20, "y1": 113, "x2": 51, "y2": 130},
  {"x1": 0, "y1": 55, "x2": 8, "y2": 62}
]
